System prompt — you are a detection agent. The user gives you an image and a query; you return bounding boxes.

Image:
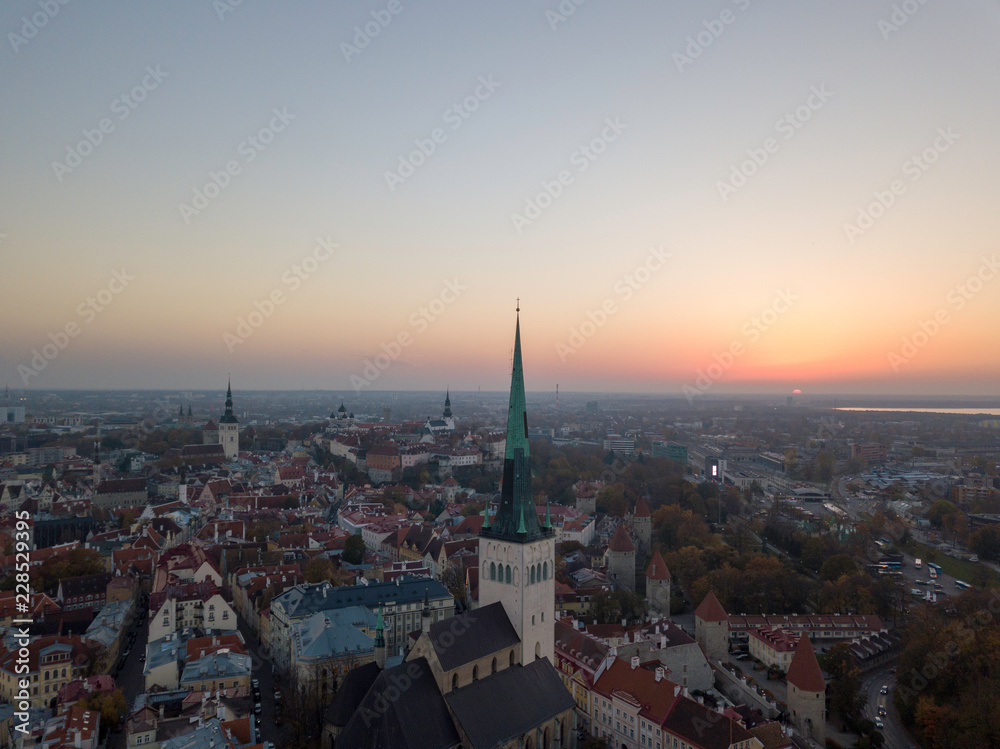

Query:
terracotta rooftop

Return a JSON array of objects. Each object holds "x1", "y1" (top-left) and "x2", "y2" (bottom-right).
[
  {"x1": 786, "y1": 633, "x2": 826, "y2": 693},
  {"x1": 646, "y1": 550, "x2": 671, "y2": 581},
  {"x1": 694, "y1": 591, "x2": 728, "y2": 623},
  {"x1": 608, "y1": 524, "x2": 635, "y2": 553}
]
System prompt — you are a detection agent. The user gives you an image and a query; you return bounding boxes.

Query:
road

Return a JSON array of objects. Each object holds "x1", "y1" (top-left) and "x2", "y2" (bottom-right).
[
  {"x1": 861, "y1": 667, "x2": 918, "y2": 749},
  {"x1": 108, "y1": 607, "x2": 148, "y2": 749},
  {"x1": 237, "y1": 614, "x2": 289, "y2": 747}
]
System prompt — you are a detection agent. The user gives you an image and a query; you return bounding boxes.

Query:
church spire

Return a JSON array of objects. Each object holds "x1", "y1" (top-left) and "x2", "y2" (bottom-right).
[
  {"x1": 481, "y1": 304, "x2": 550, "y2": 543},
  {"x1": 220, "y1": 378, "x2": 238, "y2": 424},
  {"x1": 443, "y1": 389, "x2": 452, "y2": 418}
]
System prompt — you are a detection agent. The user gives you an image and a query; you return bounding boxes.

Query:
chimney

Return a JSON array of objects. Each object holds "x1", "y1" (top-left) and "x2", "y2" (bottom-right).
[
  {"x1": 660, "y1": 634, "x2": 667, "y2": 650},
  {"x1": 655, "y1": 667, "x2": 664, "y2": 682},
  {"x1": 631, "y1": 656, "x2": 639, "y2": 670},
  {"x1": 683, "y1": 687, "x2": 690, "y2": 698}
]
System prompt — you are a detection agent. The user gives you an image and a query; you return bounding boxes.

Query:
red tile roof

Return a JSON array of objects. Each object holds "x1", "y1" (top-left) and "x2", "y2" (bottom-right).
[
  {"x1": 608, "y1": 524, "x2": 635, "y2": 553},
  {"x1": 786, "y1": 634, "x2": 826, "y2": 693},
  {"x1": 646, "y1": 550, "x2": 671, "y2": 581},
  {"x1": 634, "y1": 496, "x2": 651, "y2": 518},
  {"x1": 694, "y1": 591, "x2": 728, "y2": 622}
]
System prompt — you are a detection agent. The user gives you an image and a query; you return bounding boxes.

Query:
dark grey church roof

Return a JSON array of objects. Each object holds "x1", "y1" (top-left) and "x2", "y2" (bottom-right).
[
  {"x1": 336, "y1": 658, "x2": 460, "y2": 749},
  {"x1": 428, "y1": 602, "x2": 520, "y2": 672},
  {"x1": 445, "y1": 658, "x2": 576, "y2": 749},
  {"x1": 325, "y1": 661, "x2": 381, "y2": 728}
]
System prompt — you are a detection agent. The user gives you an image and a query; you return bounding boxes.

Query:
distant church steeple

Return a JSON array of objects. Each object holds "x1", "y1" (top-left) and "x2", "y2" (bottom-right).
[
  {"x1": 442, "y1": 389, "x2": 452, "y2": 418},
  {"x1": 218, "y1": 379, "x2": 239, "y2": 460}
]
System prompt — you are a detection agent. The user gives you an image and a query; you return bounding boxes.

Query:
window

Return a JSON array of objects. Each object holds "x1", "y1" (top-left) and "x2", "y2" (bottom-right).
[
  {"x1": 505, "y1": 566, "x2": 511, "y2": 584},
  {"x1": 543, "y1": 561, "x2": 548, "y2": 579},
  {"x1": 452, "y1": 674, "x2": 459, "y2": 690},
  {"x1": 472, "y1": 665, "x2": 478, "y2": 681},
  {"x1": 530, "y1": 567, "x2": 535, "y2": 585},
  {"x1": 490, "y1": 562, "x2": 496, "y2": 581}
]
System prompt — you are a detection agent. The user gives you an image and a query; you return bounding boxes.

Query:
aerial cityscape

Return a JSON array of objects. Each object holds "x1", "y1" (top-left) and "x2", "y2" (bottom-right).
[{"x1": 3, "y1": 2, "x2": 1000, "y2": 749}]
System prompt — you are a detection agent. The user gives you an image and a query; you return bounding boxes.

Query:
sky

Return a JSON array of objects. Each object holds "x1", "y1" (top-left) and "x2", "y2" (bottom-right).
[{"x1": 3, "y1": 1, "x2": 1000, "y2": 397}]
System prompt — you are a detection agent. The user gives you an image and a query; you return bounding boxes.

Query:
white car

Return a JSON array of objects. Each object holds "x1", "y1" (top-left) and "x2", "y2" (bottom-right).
[
  {"x1": 880, "y1": 684, "x2": 888, "y2": 695},
  {"x1": 875, "y1": 717, "x2": 884, "y2": 729}
]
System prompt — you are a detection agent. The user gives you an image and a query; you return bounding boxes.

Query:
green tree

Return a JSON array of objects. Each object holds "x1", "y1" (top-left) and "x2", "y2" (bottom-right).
[
  {"x1": 821, "y1": 643, "x2": 863, "y2": 727},
  {"x1": 820, "y1": 554, "x2": 858, "y2": 582},
  {"x1": 926, "y1": 500, "x2": 959, "y2": 528},
  {"x1": 342, "y1": 534, "x2": 366, "y2": 565}
]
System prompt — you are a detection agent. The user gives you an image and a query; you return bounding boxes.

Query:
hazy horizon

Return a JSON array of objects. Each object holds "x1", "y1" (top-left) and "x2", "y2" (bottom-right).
[{"x1": 4, "y1": 2, "x2": 999, "y2": 396}]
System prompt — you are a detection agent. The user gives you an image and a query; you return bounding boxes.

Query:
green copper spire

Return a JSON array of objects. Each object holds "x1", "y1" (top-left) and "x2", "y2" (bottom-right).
[{"x1": 480, "y1": 304, "x2": 551, "y2": 543}]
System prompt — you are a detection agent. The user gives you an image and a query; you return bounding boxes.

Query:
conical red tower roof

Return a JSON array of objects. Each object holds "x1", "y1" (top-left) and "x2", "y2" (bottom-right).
[
  {"x1": 786, "y1": 634, "x2": 826, "y2": 693},
  {"x1": 634, "y1": 496, "x2": 651, "y2": 518},
  {"x1": 646, "y1": 550, "x2": 671, "y2": 581},
  {"x1": 694, "y1": 591, "x2": 728, "y2": 622},
  {"x1": 608, "y1": 524, "x2": 635, "y2": 553}
]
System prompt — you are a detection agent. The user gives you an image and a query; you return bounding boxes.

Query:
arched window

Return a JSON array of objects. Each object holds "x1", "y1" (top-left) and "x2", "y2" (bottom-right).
[
  {"x1": 509, "y1": 649, "x2": 515, "y2": 666},
  {"x1": 532, "y1": 615, "x2": 535, "y2": 625},
  {"x1": 452, "y1": 674, "x2": 459, "y2": 690},
  {"x1": 535, "y1": 642, "x2": 541, "y2": 660},
  {"x1": 472, "y1": 665, "x2": 478, "y2": 681},
  {"x1": 505, "y1": 565, "x2": 511, "y2": 584},
  {"x1": 490, "y1": 561, "x2": 496, "y2": 581},
  {"x1": 530, "y1": 566, "x2": 536, "y2": 585},
  {"x1": 491, "y1": 657, "x2": 497, "y2": 674},
  {"x1": 543, "y1": 561, "x2": 548, "y2": 579}
]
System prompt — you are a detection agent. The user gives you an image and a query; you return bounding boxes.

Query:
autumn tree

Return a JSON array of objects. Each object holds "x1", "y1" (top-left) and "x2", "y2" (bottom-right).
[{"x1": 303, "y1": 556, "x2": 333, "y2": 584}]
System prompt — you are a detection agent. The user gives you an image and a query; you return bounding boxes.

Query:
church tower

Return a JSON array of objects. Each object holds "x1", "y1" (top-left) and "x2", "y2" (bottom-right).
[
  {"x1": 218, "y1": 379, "x2": 239, "y2": 460},
  {"x1": 442, "y1": 389, "x2": 455, "y2": 431},
  {"x1": 479, "y1": 308, "x2": 555, "y2": 665}
]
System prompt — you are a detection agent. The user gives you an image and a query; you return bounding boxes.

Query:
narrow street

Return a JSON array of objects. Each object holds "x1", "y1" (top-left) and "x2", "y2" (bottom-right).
[
  {"x1": 237, "y1": 614, "x2": 289, "y2": 747},
  {"x1": 108, "y1": 610, "x2": 148, "y2": 749},
  {"x1": 860, "y1": 667, "x2": 917, "y2": 749}
]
